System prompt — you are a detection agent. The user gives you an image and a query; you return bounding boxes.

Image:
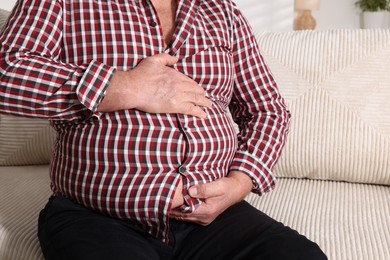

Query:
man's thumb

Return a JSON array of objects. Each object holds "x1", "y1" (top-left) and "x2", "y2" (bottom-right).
[
  {"x1": 188, "y1": 181, "x2": 224, "y2": 199},
  {"x1": 189, "y1": 186, "x2": 199, "y2": 197},
  {"x1": 155, "y1": 53, "x2": 178, "y2": 66}
]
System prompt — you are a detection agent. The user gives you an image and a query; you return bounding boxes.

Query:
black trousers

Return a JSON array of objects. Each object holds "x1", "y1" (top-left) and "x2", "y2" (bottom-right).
[{"x1": 38, "y1": 196, "x2": 327, "y2": 260}]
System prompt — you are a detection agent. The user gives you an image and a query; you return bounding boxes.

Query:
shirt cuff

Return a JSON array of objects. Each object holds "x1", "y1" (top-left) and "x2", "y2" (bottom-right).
[
  {"x1": 230, "y1": 152, "x2": 276, "y2": 195},
  {"x1": 76, "y1": 61, "x2": 115, "y2": 115}
]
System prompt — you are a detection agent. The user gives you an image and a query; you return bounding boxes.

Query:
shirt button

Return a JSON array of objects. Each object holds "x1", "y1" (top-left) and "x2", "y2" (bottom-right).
[
  {"x1": 178, "y1": 165, "x2": 186, "y2": 174},
  {"x1": 150, "y1": 21, "x2": 157, "y2": 27}
]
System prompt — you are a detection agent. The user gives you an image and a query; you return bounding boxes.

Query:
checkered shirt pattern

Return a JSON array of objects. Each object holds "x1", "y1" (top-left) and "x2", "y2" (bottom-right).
[{"x1": 0, "y1": 0, "x2": 290, "y2": 242}]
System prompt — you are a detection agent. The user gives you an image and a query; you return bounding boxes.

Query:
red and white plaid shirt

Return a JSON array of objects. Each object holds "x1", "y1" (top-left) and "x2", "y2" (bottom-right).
[{"x1": 0, "y1": 0, "x2": 290, "y2": 241}]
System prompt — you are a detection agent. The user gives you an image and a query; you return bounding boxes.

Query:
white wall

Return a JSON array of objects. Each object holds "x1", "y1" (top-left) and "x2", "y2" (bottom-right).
[
  {"x1": 235, "y1": 0, "x2": 294, "y2": 32},
  {"x1": 313, "y1": 0, "x2": 360, "y2": 29},
  {"x1": 1, "y1": 0, "x2": 16, "y2": 11}
]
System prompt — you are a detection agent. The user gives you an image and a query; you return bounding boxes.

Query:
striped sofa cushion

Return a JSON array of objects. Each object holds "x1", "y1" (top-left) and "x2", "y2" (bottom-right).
[
  {"x1": 246, "y1": 178, "x2": 390, "y2": 260},
  {"x1": 257, "y1": 29, "x2": 390, "y2": 185},
  {"x1": 0, "y1": 115, "x2": 55, "y2": 166}
]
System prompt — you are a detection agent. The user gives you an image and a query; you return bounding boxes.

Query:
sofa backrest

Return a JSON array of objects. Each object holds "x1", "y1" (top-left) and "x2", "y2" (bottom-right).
[
  {"x1": 257, "y1": 29, "x2": 390, "y2": 186},
  {"x1": 0, "y1": 9, "x2": 8, "y2": 28}
]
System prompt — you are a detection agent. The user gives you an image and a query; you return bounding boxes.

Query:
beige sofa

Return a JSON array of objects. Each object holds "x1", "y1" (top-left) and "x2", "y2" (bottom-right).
[{"x1": 1, "y1": 8, "x2": 389, "y2": 260}]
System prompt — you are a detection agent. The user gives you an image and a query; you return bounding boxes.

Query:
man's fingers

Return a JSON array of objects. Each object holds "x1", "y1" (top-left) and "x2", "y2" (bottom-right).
[
  {"x1": 180, "y1": 86, "x2": 212, "y2": 109},
  {"x1": 151, "y1": 53, "x2": 179, "y2": 66},
  {"x1": 182, "y1": 104, "x2": 208, "y2": 118},
  {"x1": 169, "y1": 199, "x2": 221, "y2": 226},
  {"x1": 188, "y1": 180, "x2": 226, "y2": 199},
  {"x1": 192, "y1": 92, "x2": 213, "y2": 108},
  {"x1": 132, "y1": 53, "x2": 214, "y2": 118}
]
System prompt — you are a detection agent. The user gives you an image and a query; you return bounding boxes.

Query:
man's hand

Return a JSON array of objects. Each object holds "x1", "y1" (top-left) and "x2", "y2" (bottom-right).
[
  {"x1": 98, "y1": 53, "x2": 212, "y2": 118},
  {"x1": 170, "y1": 171, "x2": 253, "y2": 225}
]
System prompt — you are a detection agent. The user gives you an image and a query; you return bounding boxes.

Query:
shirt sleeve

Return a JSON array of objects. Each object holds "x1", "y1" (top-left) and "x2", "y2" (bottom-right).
[
  {"x1": 0, "y1": 0, "x2": 114, "y2": 121},
  {"x1": 228, "y1": 7, "x2": 291, "y2": 195}
]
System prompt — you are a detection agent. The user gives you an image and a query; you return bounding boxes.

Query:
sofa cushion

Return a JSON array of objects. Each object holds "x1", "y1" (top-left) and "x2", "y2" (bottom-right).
[
  {"x1": 0, "y1": 9, "x2": 8, "y2": 28},
  {"x1": 0, "y1": 115, "x2": 56, "y2": 166},
  {"x1": 246, "y1": 178, "x2": 390, "y2": 260},
  {"x1": 0, "y1": 165, "x2": 51, "y2": 260},
  {"x1": 257, "y1": 29, "x2": 390, "y2": 185}
]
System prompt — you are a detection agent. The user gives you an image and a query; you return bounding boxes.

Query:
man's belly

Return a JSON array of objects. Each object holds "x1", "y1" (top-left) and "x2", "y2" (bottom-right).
[
  {"x1": 53, "y1": 105, "x2": 237, "y2": 174},
  {"x1": 49, "y1": 106, "x2": 238, "y2": 214}
]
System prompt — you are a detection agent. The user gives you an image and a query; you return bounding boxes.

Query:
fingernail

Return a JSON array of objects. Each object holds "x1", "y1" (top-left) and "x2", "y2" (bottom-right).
[{"x1": 189, "y1": 187, "x2": 198, "y2": 197}]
